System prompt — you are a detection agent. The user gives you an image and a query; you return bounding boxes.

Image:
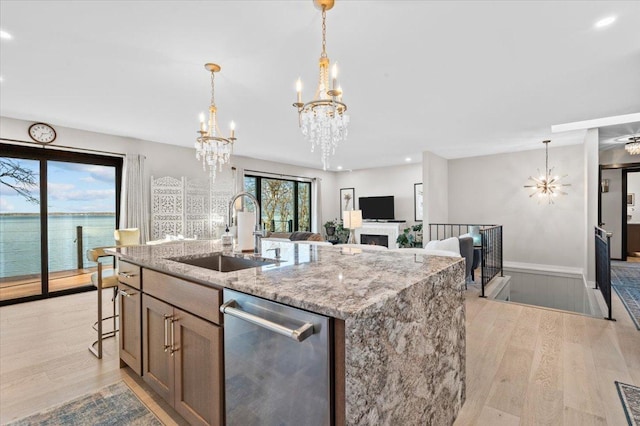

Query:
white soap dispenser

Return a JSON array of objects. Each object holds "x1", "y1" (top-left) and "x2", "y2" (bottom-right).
[{"x1": 222, "y1": 225, "x2": 233, "y2": 249}]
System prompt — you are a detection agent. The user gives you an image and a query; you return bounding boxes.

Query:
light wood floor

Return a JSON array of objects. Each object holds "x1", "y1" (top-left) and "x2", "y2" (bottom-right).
[{"x1": 1, "y1": 283, "x2": 638, "y2": 425}]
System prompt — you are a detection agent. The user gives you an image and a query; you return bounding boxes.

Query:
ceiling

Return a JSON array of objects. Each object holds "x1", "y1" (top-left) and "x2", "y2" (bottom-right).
[{"x1": 1, "y1": 1, "x2": 639, "y2": 171}]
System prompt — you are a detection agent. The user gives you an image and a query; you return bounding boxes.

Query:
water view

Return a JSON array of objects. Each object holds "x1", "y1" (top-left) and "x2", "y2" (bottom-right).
[{"x1": 0, "y1": 213, "x2": 116, "y2": 278}]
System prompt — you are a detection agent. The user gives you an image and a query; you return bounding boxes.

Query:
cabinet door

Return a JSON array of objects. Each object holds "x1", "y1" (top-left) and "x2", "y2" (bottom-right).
[
  {"x1": 142, "y1": 295, "x2": 173, "y2": 402},
  {"x1": 119, "y1": 283, "x2": 141, "y2": 375},
  {"x1": 173, "y1": 308, "x2": 223, "y2": 426}
]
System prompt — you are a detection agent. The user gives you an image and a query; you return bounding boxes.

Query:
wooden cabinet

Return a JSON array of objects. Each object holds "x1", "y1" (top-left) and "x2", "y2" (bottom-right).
[
  {"x1": 117, "y1": 260, "x2": 141, "y2": 289},
  {"x1": 142, "y1": 293, "x2": 223, "y2": 426},
  {"x1": 173, "y1": 306, "x2": 223, "y2": 426},
  {"x1": 118, "y1": 283, "x2": 141, "y2": 375},
  {"x1": 142, "y1": 295, "x2": 173, "y2": 402},
  {"x1": 628, "y1": 224, "x2": 640, "y2": 256}
]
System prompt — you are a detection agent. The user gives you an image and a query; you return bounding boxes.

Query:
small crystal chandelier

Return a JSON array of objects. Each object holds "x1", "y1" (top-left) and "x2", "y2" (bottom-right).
[
  {"x1": 625, "y1": 136, "x2": 640, "y2": 155},
  {"x1": 293, "y1": 0, "x2": 349, "y2": 171},
  {"x1": 524, "y1": 140, "x2": 570, "y2": 204},
  {"x1": 195, "y1": 63, "x2": 236, "y2": 182}
]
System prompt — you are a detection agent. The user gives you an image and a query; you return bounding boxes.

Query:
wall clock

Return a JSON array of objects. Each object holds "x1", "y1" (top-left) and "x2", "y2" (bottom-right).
[{"x1": 28, "y1": 122, "x2": 57, "y2": 144}]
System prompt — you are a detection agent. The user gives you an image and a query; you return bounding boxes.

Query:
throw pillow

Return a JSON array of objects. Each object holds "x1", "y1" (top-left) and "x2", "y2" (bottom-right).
[{"x1": 425, "y1": 237, "x2": 461, "y2": 256}]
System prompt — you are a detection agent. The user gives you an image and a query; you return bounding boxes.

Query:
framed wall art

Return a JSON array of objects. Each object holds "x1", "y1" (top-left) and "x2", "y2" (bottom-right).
[
  {"x1": 340, "y1": 188, "x2": 355, "y2": 220},
  {"x1": 414, "y1": 183, "x2": 423, "y2": 221}
]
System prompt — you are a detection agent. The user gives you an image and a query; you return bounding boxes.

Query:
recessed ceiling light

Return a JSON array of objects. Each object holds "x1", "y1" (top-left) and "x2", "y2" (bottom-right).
[
  {"x1": 405, "y1": 157, "x2": 411, "y2": 162},
  {"x1": 0, "y1": 30, "x2": 13, "y2": 40},
  {"x1": 337, "y1": 166, "x2": 343, "y2": 170},
  {"x1": 594, "y1": 16, "x2": 616, "y2": 29}
]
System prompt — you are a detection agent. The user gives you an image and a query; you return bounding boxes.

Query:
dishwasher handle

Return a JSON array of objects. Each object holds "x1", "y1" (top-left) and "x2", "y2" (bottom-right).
[{"x1": 220, "y1": 299, "x2": 314, "y2": 342}]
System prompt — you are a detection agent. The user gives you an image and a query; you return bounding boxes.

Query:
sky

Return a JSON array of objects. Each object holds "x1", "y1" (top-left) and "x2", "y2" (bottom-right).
[{"x1": 0, "y1": 158, "x2": 116, "y2": 214}]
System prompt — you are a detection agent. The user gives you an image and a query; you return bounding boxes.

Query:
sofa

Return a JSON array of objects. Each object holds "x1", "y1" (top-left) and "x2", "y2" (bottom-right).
[
  {"x1": 422, "y1": 236, "x2": 474, "y2": 285},
  {"x1": 264, "y1": 231, "x2": 325, "y2": 242}
]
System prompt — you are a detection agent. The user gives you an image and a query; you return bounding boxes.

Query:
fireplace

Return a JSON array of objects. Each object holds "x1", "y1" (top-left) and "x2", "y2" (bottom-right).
[
  {"x1": 360, "y1": 234, "x2": 389, "y2": 247},
  {"x1": 355, "y1": 222, "x2": 404, "y2": 249}
]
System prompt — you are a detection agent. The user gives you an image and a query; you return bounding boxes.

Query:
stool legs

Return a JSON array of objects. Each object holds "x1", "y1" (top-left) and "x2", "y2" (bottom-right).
[{"x1": 89, "y1": 262, "x2": 119, "y2": 359}]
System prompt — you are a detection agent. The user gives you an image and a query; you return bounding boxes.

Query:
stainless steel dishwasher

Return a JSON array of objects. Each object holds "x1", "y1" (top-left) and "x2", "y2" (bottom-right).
[{"x1": 221, "y1": 288, "x2": 331, "y2": 426}]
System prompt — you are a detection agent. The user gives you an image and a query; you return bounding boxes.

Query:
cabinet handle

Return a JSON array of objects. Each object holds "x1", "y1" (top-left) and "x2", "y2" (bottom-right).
[
  {"x1": 170, "y1": 318, "x2": 179, "y2": 357},
  {"x1": 163, "y1": 314, "x2": 172, "y2": 352},
  {"x1": 118, "y1": 272, "x2": 136, "y2": 279},
  {"x1": 119, "y1": 289, "x2": 131, "y2": 298}
]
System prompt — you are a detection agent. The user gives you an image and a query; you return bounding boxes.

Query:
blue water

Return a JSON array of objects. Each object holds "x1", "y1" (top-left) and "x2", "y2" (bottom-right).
[{"x1": 0, "y1": 214, "x2": 116, "y2": 278}]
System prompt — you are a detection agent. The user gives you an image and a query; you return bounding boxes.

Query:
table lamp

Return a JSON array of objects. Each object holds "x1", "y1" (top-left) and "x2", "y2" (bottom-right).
[{"x1": 343, "y1": 210, "x2": 362, "y2": 244}]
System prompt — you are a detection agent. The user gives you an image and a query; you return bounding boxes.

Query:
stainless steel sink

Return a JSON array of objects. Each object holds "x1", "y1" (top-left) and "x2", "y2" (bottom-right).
[{"x1": 169, "y1": 253, "x2": 276, "y2": 272}]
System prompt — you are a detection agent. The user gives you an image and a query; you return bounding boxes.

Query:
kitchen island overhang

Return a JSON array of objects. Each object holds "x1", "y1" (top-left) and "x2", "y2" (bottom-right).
[{"x1": 111, "y1": 240, "x2": 466, "y2": 425}]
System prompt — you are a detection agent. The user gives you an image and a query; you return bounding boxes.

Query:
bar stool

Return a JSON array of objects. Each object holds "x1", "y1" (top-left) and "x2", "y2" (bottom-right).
[
  {"x1": 88, "y1": 228, "x2": 140, "y2": 359},
  {"x1": 114, "y1": 228, "x2": 140, "y2": 246},
  {"x1": 87, "y1": 247, "x2": 119, "y2": 359}
]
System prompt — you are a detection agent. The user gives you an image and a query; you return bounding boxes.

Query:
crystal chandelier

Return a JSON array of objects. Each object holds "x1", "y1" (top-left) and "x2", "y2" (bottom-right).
[
  {"x1": 524, "y1": 140, "x2": 570, "y2": 204},
  {"x1": 293, "y1": 0, "x2": 349, "y2": 171},
  {"x1": 625, "y1": 136, "x2": 640, "y2": 155},
  {"x1": 195, "y1": 63, "x2": 236, "y2": 182}
]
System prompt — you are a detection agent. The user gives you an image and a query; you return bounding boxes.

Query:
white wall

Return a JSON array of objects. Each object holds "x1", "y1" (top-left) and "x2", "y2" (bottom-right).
[
  {"x1": 599, "y1": 145, "x2": 640, "y2": 166},
  {"x1": 584, "y1": 129, "x2": 599, "y2": 283},
  {"x1": 628, "y1": 172, "x2": 640, "y2": 224},
  {"x1": 448, "y1": 144, "x2": 585, "y2": 269},
  {"x1": 422, "y1": 151, "x2": 449, "y2": 224},
  {"x1": 0, "y1": 116, "x2": 336, "y2": 228},
  {"x1": 333, "y1": 163, "x2": 422, "y2": 224}
]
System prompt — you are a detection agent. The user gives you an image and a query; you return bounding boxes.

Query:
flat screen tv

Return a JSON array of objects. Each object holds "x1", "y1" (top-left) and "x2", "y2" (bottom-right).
[{"x1": 359, "y1": 196, "x2": 394, "y2": 220}]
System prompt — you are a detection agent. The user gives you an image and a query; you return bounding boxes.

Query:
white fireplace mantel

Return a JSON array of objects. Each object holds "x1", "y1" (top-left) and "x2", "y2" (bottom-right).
[{"x1": 355, "y1": 222, "x2": 405, "y2": 249}]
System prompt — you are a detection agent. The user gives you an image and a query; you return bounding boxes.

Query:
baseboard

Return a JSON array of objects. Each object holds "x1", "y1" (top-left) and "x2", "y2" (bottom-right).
[{"x1": 503, "y1": 261, "x2": 583, "y2": 278}]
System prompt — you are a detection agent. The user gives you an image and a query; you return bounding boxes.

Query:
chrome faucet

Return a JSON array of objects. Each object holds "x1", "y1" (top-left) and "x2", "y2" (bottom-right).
[{"x1": 228, "y1": 191, "x2": 265, "y2": 254}]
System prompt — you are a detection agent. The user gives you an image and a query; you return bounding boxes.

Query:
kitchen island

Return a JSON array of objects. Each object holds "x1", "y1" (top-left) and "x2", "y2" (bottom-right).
[{"x1": 111, "y1": 240, "x2": 466, "y2": 425}]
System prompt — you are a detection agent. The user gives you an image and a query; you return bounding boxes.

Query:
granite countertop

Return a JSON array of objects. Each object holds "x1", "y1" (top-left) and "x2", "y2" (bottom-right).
[{"x1": 111, "y1": 239, "x2": 463, "y2": 320}]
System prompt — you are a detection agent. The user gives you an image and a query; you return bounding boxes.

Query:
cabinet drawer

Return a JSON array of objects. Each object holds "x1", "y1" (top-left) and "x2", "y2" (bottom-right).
[
  {"x1": 118, "y1": 261, "x2": 141, "y2": 289},
  {"x1": 119, "y1": 283, "x2": 142, "y2": 375},
  {"x1": 144, "y1": 269, "x2": 221, "y2": 324}
]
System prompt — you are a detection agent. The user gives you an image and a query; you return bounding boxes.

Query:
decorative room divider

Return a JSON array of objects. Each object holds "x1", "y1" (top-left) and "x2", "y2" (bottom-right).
[{"x1": 150, "y1": 167, "x2": 235, "y2": 240}]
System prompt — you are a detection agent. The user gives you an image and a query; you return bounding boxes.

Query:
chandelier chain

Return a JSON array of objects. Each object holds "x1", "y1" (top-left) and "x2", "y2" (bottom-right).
[
  {"x1": 545, "y1": 141, "x2": 549, "y2": 175},
  {"x1": 210, "y1": 71, "x2": 216, "y2": 107},
  {"x1": 321, "y1": 8, "x2": 327, "y2": 58}
]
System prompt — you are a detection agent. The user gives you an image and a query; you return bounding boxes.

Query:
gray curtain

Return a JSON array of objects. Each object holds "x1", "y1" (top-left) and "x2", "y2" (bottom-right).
[{"x1": 120, "y1": 154, "x2": 149, "y2": 243}]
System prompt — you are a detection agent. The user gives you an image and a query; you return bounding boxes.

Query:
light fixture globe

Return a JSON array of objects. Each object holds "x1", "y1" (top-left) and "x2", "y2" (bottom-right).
[
  {"x1": 524, "y1": 140, "x2": 570, "y2": 204},
  {"x1": 195, "y1": 63, "x2": 236, "y2": 182},
  {"x1": 294, "y1": 0, "x2": 349, "y2": 171}
]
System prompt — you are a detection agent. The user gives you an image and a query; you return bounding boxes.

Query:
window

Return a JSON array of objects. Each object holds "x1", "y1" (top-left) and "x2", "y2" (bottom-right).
[
  {"x1": 244, "y1": 175, "x2": 312, "y2": 232},
  {"x1": 0, "y1": 143, "x2": 122, "y2": 305}
]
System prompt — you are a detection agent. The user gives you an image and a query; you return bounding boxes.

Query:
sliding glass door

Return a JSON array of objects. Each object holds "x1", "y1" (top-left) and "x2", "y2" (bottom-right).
[
  {"x1": 0, "y1": 143, "x2": 122, "y2": 305},
  {"x1": 0, "y1": 157, "x2": 43, "y2": 300},
  {"x1": 46, "y1": 161, "x2": 118, "y2": 293}
]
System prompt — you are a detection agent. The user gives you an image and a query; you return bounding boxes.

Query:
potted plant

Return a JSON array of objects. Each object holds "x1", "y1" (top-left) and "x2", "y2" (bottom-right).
[
  {"x1": 334, "y1": 220, "x2": 350, "y2": 244},
  {"x1": 396, "y1": 223, "x2": 423, "y2": 248},
  {"x1": 324, "y1": 219, "x2": 337, "y2": 238}
]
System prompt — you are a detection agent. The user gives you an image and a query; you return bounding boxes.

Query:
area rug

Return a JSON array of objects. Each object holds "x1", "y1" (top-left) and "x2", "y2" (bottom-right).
[
  {"x1": 611, "y1": 262, "x2": 640, "y2": 330},
  {"x1": 6, "y1": 381, "x2": 162, "y2": 426},
  {"x1": 616, "y1": 381, "x2": 640, "y2": 426}
]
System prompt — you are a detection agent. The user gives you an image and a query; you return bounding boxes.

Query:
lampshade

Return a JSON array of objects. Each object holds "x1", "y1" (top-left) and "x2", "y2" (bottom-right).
[{"x1": 343, "y1": 210, "x2": 362, "y2": 229}]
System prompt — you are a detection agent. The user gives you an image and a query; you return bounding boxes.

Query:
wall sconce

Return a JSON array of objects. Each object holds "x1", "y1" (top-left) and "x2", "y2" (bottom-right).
[{"x1": 601, "y1": 179, "x2": 609, "y2": 193}]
